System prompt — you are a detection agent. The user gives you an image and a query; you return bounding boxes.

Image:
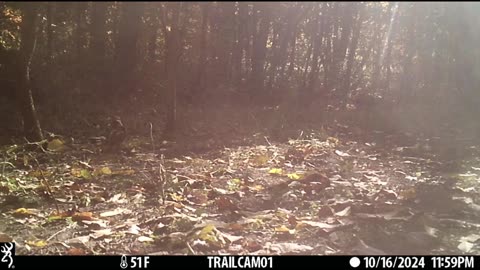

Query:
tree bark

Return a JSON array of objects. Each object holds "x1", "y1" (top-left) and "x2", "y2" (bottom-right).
[
  {"x1": 193, "y1": 3, "x2": 210, "y2": 94},
  {"x1": 114, "y1": 2, "x2": 145, "y2": 97},
  {"x1": 17, "y1": 4, "x2": 43, "y2": 142},
  {"x1": 91, "y1": 2, "x2": 108, "y2": 60},
  {"x1": 46, "y1": 2, "x2": 54, "y2": 62},
  {"x1": 342, "y1": 4, "x2": 363, "y2": 98},
  {"x1": 160, "y1": 3, "x2": 182, "y2": 140},
  {"x1": 250, "y1": 3, "x2": 271, "y2": 98}
]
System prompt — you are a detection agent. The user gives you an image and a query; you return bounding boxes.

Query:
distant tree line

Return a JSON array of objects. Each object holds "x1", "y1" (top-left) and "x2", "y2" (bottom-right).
[{"x1": 1, "y1": 2, "x2": 479, "y2": 140}]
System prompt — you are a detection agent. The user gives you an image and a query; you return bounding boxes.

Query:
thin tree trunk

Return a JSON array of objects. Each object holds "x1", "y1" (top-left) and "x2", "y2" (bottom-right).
[
  {"x1": 342, "y1": 4, "x2": 363, "y2": 98},
  {"x1": 91, "y1": 2, "x2": 108, "y2": 60},
  {"x1": 250, "y1": 3, "x2": 271, "y2": 98},
  {"x1": 17, "y1": 4, "x2": 43, "y2": 141},
  {"x1": 46, "y1": 2, "x2": 54, "y2": 62},
  {"x1": 161, "y1": 3, "x2": 182, "y2": 140},
  {"x1": 193, "y1": 3, "x2": 209, "y2": 93},
  {"x1": 115, "y1": 2, "x2": 144, "y2": 97}
]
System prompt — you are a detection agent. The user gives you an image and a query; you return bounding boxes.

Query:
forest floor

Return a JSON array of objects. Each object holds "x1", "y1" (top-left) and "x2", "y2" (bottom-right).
[{"x1": 1, "y1": 107, "x2": 480, "y2": 255}]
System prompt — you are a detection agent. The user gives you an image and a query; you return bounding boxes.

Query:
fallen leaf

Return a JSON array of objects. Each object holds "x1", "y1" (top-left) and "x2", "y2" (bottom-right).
[
  {"x1": 215, "y1": 196, "x2": 238, "y2": 211},
  {"x1": 0, "y1": 233, "x2": 13, "y2": 242},
  {"x1": 26, "y1": 240, "x2": 47, "y2": 247},
  {"x1": 458, "y1": 240, "x2": 474, "y2": 253},
  {"x1": 82, "y1": 220, "x2": 108, "y2": 228},
  {"x1": 461, "y1": 234, "x2": 480, "y2": 243},
  {"x1": 335, "y1": 150, "x2": 350, "y2": 157},
  {"x1": 91, "y1": 229, "x2": 113, "y2": 239},
  {"x1": 100, "y1": 208, "x2": 126, "y2": 217},
  {"x1": 335, "y1": 206, "x2": 351, "y2": 217},
  {"x1": 269, "y1": 242, "x2": 313, "y2": 254},
  {"x1": 137, "y1": 236, "x2": 155, "y2": 243},
  {"x1": 113, "y1": 169, "x2": 136, "y2": 176},
  {"x1": 252, "y1": 154, "x2": 269, "y2": 167},
  {"x1": 243, "y1": 240, "x2": 262, "y2": 252},
  {"x1": 296, "y1": 221, "x2": 340, "y2": 231},
  {"x1": 12, "y1": 208, "x2": 36, "y2": 217},
  {"x1": 269, "y1": 168, "x2": 283, "y2": 175},
  {"x1": 108, "y1": 193, "x2": 128, "y2": 204},
  {"x1": 72, "y1": 212, "x2": 94, "y2": 222},
  {"x1": 47, "y1": 139, "x2": 65, "y2": 152},
  {"x1": 248, "y1": 185, "x2": 264, "y2": 192},
  {"x1": 197, "y1": 224, "x2": 224, "y2": 248},
  {"x1": 28, "y1": 170, "x2": 52, "y2": 178},
  {"x1": 287, "y1": 173, "x2": 301, "y2": 180},
  {"x1": 80, "y1": 169, "x2": 92, "y2": 179},
  {"x1": 218, "y1": 231, "x2": 243, "y2": 243},
  {"x1": 67, "y1": 248, "x2": 86, "y2": 255},
  {"x1": 66, "y1": 235, "x2": 90, "y2": 245},
  {"x1": 127, "y1": 225, "x2": 141, "y2": 235},
  {"x1": 93, "y1": 167, "x2": 112, "y2": 176},
  {"x1": 274, "y1": 225, "x2": 295, "y2": 234}
]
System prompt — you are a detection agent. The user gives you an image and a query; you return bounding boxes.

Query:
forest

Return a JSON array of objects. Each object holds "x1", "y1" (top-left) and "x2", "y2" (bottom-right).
[{"x1": 1, "y1": 2, "x2": 480, "y2": 256}]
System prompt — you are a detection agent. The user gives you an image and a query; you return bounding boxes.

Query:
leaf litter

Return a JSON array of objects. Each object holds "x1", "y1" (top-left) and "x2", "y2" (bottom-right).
[{"x1": 1, "y1": 127, "x2": 480, "y2": 255}]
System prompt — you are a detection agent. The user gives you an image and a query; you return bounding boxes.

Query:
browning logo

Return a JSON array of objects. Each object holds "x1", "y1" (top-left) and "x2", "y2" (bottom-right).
[{"x1": 0, "y1": 242, "x2": 15, "y2": 269}]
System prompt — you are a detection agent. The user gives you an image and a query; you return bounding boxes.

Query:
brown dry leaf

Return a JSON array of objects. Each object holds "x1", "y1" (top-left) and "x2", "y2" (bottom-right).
[
  {"x1": 287, "y1": 215, "x2": 298, "y2": 227},
  {"x1": 399, "y1": 188, "x2": 416, "y2": 200},
  {"x1": 243, "y1": 240, "x2": 262, "y2": 252},
  {"x1": 215, "y1": 196, "x2": 238, "y2": 211},
  {"x1": 187, "y1": 189, "x2": 209, "y2": 205},
  {"x1": 0, "y1": 185, "x2": 10, "y2": 194},
  {"x1": 100, "y1": 208, "x2": 126, "y2": 217},
  {"x1": 90, "y1": 228, "x2": 113, "y2": 239},
  {"x1": 0, "y1": 233, "x2": 13, "y2": 242},
  {"x1": 113, "y1": 169, "x2": 136, "y2": 176},
  {"x1": 318, "y1": 206, "x2": 334, "y2": 217},
  {"x1": 67, "y1": 248, "x2": 86, "y2": 255},
  {"x1": 228, "y1": 223, "x2": 245, "y2": 232},
  {"x1": 72, "y1": 212, "x2": 94, "y2": 222}
]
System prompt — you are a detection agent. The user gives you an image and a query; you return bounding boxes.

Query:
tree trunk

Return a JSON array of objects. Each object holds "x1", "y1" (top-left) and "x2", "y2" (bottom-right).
[
  {"x1": 342, "y1": 4, "x2": 363, "y2": 98},
  {"x1": 250, "y1": 3, "x2": 271, "y2": 98},
  {"x1": 46, "y1": 2, "x2": 54, "y2": 62},
  {"x1": 114, "y1": 2, "x2": 144, "y2": 97},
  {"x1": 305, "y1": 5, "x2": 324, "y2": 98},
  {"x1": 91, "y1": 2, "x2": 108, "y2": 60},
  {"x1": 193, "y1": 3, "x2": 210, "y2": 94},
  {"x1": 73, "y1": 2, "x2": 86, "y2": 59},
  {"x1": 161, "y1": 3, "x2": 182, "y2": 140},
  {"x1": 17, "y1": 4, "x2": 43, "y2": 142}
]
